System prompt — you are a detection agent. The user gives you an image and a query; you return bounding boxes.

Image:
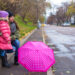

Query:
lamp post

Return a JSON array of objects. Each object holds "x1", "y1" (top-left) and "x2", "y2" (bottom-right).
[
  {"x1": 72, "y1": 0, "x2": 74, "y2": 5},
  {"x1": 72, "y1": 0, "x2": 73, "y2": 3},
  {"x1": 36, "y1": 0, "x2": 40, "y2": 29},
  {"x1": 36, "y1": 0, "x2": 39, "y2": 23}
]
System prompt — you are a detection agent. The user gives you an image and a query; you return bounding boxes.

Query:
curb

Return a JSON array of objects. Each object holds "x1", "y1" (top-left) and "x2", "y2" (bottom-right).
[
  {"x1": 19, "y1": 28, "x2": 36, "y2": 41},
  {"x1": 20, "y1": 28, "x2": 37, "y2": 46},
  {"x1": 42, "y1": 26, "x2": 54, "y2": 75},
  {"x1": 7, "y1": 28, "x2": 37, "y2": 60}
]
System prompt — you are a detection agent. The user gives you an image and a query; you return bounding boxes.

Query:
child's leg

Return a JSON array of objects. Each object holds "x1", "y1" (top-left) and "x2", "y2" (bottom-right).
[
  {"x1": 0, "y1": 50, "x2": 6, "y2": 56},
  {"x1": 0, "y1": 50, "x2": 10, "y2": 68},
  {"x1": 11, "y1": 39, "x2": 20, "y2": 65},
  {"x1": 12, "y1": 39, "x2": 20, "y2": 56}
]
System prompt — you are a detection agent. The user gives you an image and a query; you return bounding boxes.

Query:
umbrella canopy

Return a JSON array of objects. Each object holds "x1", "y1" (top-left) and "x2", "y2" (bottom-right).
[{"x1": 18, "y1": 41, "x2": 55, "y2": 72}]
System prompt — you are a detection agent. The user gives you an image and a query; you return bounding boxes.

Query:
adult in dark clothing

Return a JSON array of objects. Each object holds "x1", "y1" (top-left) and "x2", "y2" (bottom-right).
[{"x1": 6, "y1": 11, "x2": 20, "y2": 65}]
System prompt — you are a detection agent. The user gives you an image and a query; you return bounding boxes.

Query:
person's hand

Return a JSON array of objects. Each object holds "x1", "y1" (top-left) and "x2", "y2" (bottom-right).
[
  {"x1": 8, "y1": 41, "x2": 11, "y2": 44},
  {"x1": 0, "y1": 32, "x2": 2, "y2": 36},
  {"x1": 12, "y1": 35, "x2": 16, "y2": 40}
]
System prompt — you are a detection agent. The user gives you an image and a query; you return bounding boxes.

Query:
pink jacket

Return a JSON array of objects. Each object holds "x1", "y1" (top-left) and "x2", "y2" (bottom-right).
[{"x1": 0, "y1": 21, "x2": 13, "y2": 50}]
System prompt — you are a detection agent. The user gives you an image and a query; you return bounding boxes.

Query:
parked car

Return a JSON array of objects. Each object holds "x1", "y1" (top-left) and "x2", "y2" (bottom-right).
[{"x1": 62, "y1": 22, "x2": 71, "y2": 26}]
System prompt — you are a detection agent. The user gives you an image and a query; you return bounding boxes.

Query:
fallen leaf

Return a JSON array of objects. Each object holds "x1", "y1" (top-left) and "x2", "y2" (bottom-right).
[
  {"x1": 66, "y1": 71, "x2": 71, "y2": 74},
  {"x1": 10, "y1": 73, "x2": 13, "y2": 75}
]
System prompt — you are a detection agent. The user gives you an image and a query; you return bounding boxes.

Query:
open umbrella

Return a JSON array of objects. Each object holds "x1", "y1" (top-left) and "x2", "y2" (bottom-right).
[{"x1": 18, "y1": 41, "x2": 55, "y2": 72}]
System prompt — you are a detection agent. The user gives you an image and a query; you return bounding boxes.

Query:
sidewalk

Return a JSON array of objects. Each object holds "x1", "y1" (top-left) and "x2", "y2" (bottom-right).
[{"x1": 0, "y1": 28, "x2": 53, "y2": 75}]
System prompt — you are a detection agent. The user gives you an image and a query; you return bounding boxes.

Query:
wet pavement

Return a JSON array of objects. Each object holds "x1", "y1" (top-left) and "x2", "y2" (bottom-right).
[
  {"x1": 0, "y1": 29, "x2": 47, "y2": 75},
  {"x1": 44, "y1": 25, "x2": 75, "y2": 75}
]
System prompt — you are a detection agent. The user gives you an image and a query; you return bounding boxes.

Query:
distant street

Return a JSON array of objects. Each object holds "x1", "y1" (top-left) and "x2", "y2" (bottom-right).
[{"x1": 44, "y1": 25, "x2": 75, "y2": 75}]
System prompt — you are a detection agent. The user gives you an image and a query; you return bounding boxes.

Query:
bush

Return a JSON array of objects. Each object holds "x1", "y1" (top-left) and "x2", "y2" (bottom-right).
[{"x1": 15, "y1": 15, "x2": 36, "y2": 38}]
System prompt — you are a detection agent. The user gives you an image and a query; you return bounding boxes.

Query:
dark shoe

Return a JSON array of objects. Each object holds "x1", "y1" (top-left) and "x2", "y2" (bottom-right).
[
  {"x1": 1, "y1": 56, "x2": 11, "y2": 68},
  {"x1": 14, "y1": 56, "x2": 19, "y2": 65}
]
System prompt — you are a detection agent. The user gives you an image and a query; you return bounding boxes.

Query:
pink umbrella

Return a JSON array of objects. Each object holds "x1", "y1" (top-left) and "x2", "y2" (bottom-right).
[{"x1": 18, "y1": 41, "x2": 55, "y2": 72}]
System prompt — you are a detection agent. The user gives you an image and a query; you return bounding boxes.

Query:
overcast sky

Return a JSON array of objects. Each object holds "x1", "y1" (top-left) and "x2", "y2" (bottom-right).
[
  {"x1": 46, "y1": 0, "x2": 72, "y2": 17},
  {"x1": 46, "y1": 0, "x2": 72, "y2": 7}
]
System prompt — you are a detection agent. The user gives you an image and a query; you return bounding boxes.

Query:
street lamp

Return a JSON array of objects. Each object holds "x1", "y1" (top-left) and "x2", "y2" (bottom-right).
[
  {"x1": 36, "y1": 0, "x2": 40, "y2": 28},
  {"x1": 72, "y1": 0, "x2": 74, "y2": 5},
  {"x1": 36, "y1": 0, "x2": 39, "y2": 22},
  {"x1": 72, "y1": 0, "x2": 73, "y2": 3}
]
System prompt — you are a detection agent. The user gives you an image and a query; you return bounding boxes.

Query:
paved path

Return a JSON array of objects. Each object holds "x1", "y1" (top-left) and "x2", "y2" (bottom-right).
[
  {"x1": 0, "y1": 29, "x2": 44, "y2": 75},
  {"x1": 44, "y1": 25, "x2": 75, "y2": 75}
]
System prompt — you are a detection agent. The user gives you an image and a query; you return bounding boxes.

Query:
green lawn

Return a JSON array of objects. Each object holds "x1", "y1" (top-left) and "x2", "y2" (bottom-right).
[{"x1": 15, "y1": 15, "x2": 36, "y2": 38}]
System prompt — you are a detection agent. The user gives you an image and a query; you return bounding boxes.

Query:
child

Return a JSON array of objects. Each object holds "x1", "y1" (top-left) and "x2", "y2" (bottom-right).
[{"x1": 0, "y1": 11, "x2": 13, "y2": 68}]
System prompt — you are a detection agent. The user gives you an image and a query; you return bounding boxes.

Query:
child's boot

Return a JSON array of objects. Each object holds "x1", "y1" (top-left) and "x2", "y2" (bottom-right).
[
  {"x1": 14, "y1": 56, "x2": 19, "y2": 65},
  {"x1": 1, "y1": 55, "x2": 11, "y2": 68}
]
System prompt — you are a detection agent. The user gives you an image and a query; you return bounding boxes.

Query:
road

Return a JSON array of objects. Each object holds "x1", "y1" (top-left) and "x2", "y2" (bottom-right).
[{"x1": 44, "y1": 25, "x2": 75, "y2": 75}]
